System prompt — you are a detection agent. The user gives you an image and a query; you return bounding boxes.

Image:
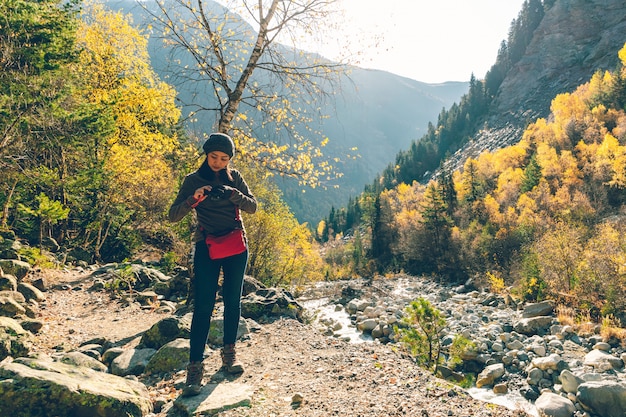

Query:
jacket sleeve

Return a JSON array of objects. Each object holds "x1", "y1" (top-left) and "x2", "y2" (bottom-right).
[
  {"x1": 229, "y1": 171, "x2": 258, "y2": 214},
  {"x1": 168, "y1": 176, "x2": 198, "y2": 222}
]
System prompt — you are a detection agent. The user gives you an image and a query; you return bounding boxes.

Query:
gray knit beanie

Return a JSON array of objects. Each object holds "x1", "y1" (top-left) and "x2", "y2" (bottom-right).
[{"x1": 202, "y1": 133, "x2": 235, "y2": 158}]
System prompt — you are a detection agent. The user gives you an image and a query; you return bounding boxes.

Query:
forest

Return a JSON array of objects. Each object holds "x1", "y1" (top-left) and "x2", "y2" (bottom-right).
[
  {"x1": 321, "y1": 47, "x2": 626, "y2": 326},
  {"x1": 1, "y1": 0, "x2": 625, "y2": 327}
]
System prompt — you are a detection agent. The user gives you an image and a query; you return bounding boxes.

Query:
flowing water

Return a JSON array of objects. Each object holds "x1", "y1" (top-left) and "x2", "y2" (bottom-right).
[{"x1": 300, "y1": 279, "x2": 538, "y2": 416}]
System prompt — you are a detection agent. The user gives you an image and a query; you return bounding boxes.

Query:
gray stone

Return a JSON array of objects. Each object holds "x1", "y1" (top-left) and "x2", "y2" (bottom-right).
[
  {"x1": 59, "y1": 351, "x2": 108, "y2": 372},
  {"x1": 0, "y1": 295, "x2": 26, "y2": 318},
  {"x1": 531, "y1": 353, "x2": 563, "y2": 371},
  {"x1": 527, "y1": 367, "x2": 543, "y2": 386},
  {"x1": 174, "y1": 382, "x2": 253, "y2": 416},
  {"x1": 241, "y1": 288, "x2": 303, "y2": 321},
  {"x1": 0, "y1": 259, "x2": 31, "y2": 280},
  {"x1": 522, "y1": 300, "x2": 555, "y2": 318},
  {"x1": 583, "y1": 349, "x2": 623, "y2": 371},
  {"x1": 0, "y1": 356, "x2": 152, "y2": 416},
  {"x1": 145, "y1": 338, "x2": 189, "y2": 374},
  {"x1": 140, "y1": 315, "x2": 191, "y2": 350},
  {"x1": 476, "y1": 363, "x2": 505, "y2": 388},
  {"x1": 208, "y1": 316, "x2": 249, "y2": 345},
  {"x1": 110, "y1": 347, "x2": 156, "y2": 376},
  {"x1": 535, "y1": 392, "x2": 575, "y2": 417},
  {"x1": 0, "y1": 274, "x2": 17, "y2": 292},
  {"x1": 17, "y1": 281, "x2": 46, "y2": 302},
  {"x1": 513, "y1": 316, "x2": 554, "y2": 335},
  {"x1": 559, "y1": 369, "x2": 583, "y2": 394},
  {"x1": 577, "y1": 380, "x2": 626, "y2": 417},
  {"x1": 356, "y1": 318, "x2": 378, "y2": 333}
]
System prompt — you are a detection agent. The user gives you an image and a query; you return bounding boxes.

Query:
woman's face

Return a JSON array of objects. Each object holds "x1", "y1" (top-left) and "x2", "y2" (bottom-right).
[{"x1": 207, "y1": 151, "x2": 230, "y2": 172}]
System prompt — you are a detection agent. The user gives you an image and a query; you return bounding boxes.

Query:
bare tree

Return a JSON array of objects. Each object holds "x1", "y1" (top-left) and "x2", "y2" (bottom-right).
[{"x1": 143, "y1": 0, "x2": 351, "y2": 186}]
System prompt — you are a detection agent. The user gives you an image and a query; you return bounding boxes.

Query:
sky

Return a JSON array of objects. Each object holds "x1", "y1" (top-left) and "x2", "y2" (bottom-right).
[{"x1": 311, "y1": 0, "x2": 527, "y2": 83}]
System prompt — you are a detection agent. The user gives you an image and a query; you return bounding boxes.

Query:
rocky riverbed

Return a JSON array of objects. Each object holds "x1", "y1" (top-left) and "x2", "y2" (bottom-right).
[
  {"x1": 300, "y1": 275, "x2": 626, "y2": 417},
  {"x1": 0, "y1": 254, "x2": 624, "y2": 416}
]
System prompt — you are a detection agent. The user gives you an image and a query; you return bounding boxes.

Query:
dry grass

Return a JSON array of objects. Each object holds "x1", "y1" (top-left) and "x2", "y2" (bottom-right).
[
  {"x1": 601, "y1": 315, "x2": 626, "y2": 347},
  {"x1": 556, "y1": 305, "x2": 597, "y2": 337}
]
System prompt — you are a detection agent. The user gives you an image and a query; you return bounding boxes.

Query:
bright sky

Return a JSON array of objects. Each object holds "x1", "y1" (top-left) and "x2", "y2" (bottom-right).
[{"x1": 318, "y1": 0, "x2": 527, "y2": 83}]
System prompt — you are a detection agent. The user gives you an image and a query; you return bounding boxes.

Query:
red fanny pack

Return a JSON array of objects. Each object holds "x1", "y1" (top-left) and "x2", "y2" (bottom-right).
[{"x1": 204, "y1": 229, "x2": 247, "y2": 259}]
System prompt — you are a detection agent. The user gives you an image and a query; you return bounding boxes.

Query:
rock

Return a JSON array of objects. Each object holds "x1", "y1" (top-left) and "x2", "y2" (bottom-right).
[
  {"x1": 20, "y1": 319, "x2": 44, "y2": 333},
  {"x1": 0, "y1": 236, "x2": 21, "y2": 259},
  {"x1": 207, "y1": 317, "x2": 249, "y2": 345},
  {"x1": 531, "y1": 353, "x2": 565, "y2": 371},
  {"x1": 592, "y1": 342, "x2": 611, "y2": 351},
  {"x1": 242, "y1": 275, "x2": 266, "y2": 296},
  {"x1": 145, "y1": 338, "x2": 189, "y2": 374},
  {"x1": 40, "y1": 236, "x2": 60, "y2": 252},
  {"x1": 110, "y1": 347, "x2": 156, "y2": 376},
  {"x1": 583, "y1": 349, "x2": 624, "y2": 371},
  {"x1": 514, "y1": 316, "x2": 554, "y2": 335},
  {"x1": 356, "y1": 318, "x2": 378, "y2": 333},
  {"x1": 0, "y1": 356, "x2": 152, "y2": 416},
  {"x1": 476, "y1": 363, "x2": 505, "y2": 388},
  {"x1": 527, "y1": 367, "x2": 544, "y2": 386},
  {"x1": 0, "y1": 274, "x2": 17, "y2": 292},
  {"x1": 559, "y1": 370, "x2": 583, "y2": 394},
  {"x1": 174, "y1": 382, "x2": 253, "y2": 416},
  {"x1": 101, "y1": 347, "x2": 125, "y2": 365},
  {"x1": 241, "y1": 288, "x2": 303, "y2": 321},
  {"x1": 0, "y1": 295, "x2": 26, "y2": 318},
  {"x1": 0, "y1": 316, "x2": 32, "y2": 361},
  {"x1": 140, "y1": 315, "x2": 191, "y2": 350},
  {"x1": 493, "y1": 383, "x2": 508, "y2": 394},
  {"x1": 17, "y1": 282, "x2": 46, "y2": 302},
  {"x1": 59, "y1": 351, "x2": 108, "y2": 372},
  {"x1": 577, "y1": 380, "x2": 626, "y2": 417},
  {"x1": 521, "y1": 300, "x2": 555, "y2": 318},
  {"x1": 0, "y1": 260, "x2": 31, "y2": 281},
  {"x1": 535, "y1": 392, "x2": 575, "y2": 417}
]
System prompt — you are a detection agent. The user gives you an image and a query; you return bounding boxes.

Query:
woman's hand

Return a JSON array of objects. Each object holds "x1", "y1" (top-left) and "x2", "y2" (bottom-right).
[{"x1": 193, "y1": 186, "x2": 211, "y2": 201}]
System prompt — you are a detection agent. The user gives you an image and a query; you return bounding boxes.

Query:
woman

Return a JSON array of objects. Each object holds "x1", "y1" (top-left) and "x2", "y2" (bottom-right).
[{"x1": 168, "y1": 132, "x2": 257, "y2": 396}]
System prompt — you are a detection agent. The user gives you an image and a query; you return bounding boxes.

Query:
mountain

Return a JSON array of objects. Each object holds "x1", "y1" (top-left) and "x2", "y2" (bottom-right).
[
  {"x1": 439, "y1": 0, "x2": 626, "y2": 176},
  {"x1": 104, "y1": 0, "x2": 468, "y2": 225}
]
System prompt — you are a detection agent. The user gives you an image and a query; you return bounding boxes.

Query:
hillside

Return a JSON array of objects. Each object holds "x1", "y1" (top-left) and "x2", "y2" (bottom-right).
[{"x1": 440, "y1": 0, "x2": 626, "y2": 175}]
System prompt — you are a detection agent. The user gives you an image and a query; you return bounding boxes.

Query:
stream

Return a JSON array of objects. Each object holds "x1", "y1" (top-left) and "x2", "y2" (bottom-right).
[{"x1": 300, "y1": 279, "x2": 539, "y2": 416}]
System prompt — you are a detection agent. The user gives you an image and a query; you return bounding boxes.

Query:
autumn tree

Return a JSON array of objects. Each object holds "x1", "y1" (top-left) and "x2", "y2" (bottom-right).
[
  {"x1": 68, "y1": 2, "x2": 183, "y2": 260},
  {"x1": 144, "y1": 0, "x2": 349, "y2": 186}
]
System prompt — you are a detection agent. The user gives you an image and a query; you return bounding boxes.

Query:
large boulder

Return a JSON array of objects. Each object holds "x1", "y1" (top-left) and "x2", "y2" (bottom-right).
[
  {"x1": 207, "y1": 317, "x2": 249, "y2": 345},
  {"x1": 0, "y1": 357, "x2": 152, "y2": 417},
  {"x1": 583, "y1": 349, "x2": 624, "y2": 371},
  {"x1": 521, "y1": 300, "x2": 555, "y2": 318},
  {"x1": 0, "y1": 260, "x2": 31, "y2": 281},
  {"x1": 0, "y1": 294, "x2": 26, "y2": 318},
  {"x1": 0, "y1": 316, "x2": 32, "y2": 360},
  {"x1": 513, "y1": 316, "x2": 554, "y2": 335},
  {"x1": 577, "y1": 380, "x2": 626, "y2": 417},
  {"x1": 241, "y1": 288, "x2": 303, "y2": 321},
  {"x1": 140, "y1": 315, "x2": 191, "y2": 350},
  {"x1": 535, "y1": 392, "x2": 575, "y2": 417},
  {"x1": 145, "y1": 338, "x2": 189, "y2": 374},
  {"x1": 110, "y1": 347, "x2": 157, "y2": 377},
  {"x1": 476, "y1": 363, "x2": 505, "y2": 388}
]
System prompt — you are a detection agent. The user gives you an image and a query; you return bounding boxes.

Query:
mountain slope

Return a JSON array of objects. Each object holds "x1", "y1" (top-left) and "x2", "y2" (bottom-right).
[
  {"x1": 440, "y1": 0, "x2": 626, "y2": 175},
  {"x1": 105, "y1": 0, "x2": 467, "y2": 224}
]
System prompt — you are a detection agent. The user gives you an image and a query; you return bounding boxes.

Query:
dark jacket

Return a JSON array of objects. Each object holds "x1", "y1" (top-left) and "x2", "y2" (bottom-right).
[{"x1": 168, "y1": 168, "x2": 257, "y2": 243}]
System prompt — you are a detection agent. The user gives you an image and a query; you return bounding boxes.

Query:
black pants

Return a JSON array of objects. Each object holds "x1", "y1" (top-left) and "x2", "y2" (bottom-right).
[{"x1": 189, "y1": 240, "x2": 248, "y2": 362}]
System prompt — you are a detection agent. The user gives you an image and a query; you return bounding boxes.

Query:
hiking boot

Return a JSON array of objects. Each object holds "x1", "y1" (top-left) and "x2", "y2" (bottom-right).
[
  {"x1": 182, "y1": 361, "x2": 203, "y2": 396},
  {"x1": 221, "y1": 343, "x2": 244, "y2": 374}
]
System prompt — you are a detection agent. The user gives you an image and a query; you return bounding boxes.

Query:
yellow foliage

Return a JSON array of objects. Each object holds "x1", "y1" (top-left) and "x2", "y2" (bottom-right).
[{"x1": 74, "y1": 1, "x2": 182, "y2": 216}]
